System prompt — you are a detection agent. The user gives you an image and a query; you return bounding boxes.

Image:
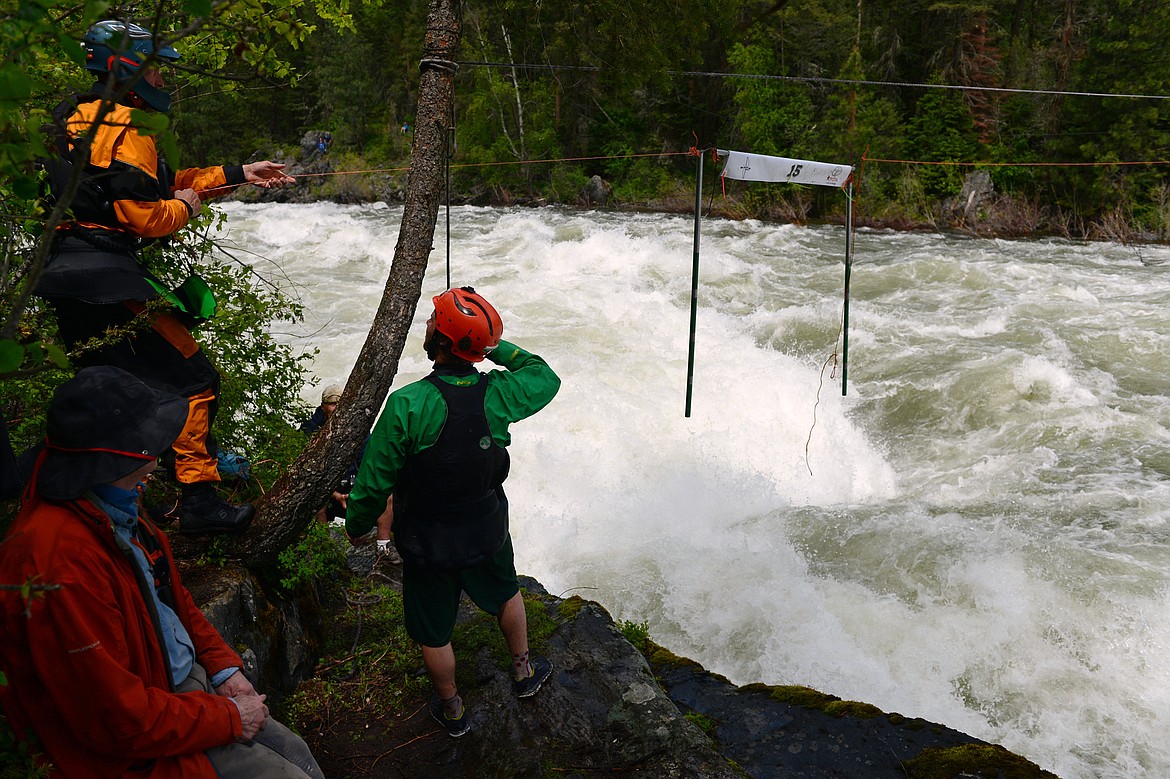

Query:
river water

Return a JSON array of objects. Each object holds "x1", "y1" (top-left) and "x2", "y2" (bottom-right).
[{"x1": 214, "y1": 201, "x2": 1170, "y2": 779}]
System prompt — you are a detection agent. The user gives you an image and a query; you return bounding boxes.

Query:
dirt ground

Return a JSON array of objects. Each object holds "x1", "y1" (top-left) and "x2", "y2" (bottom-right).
[
  {"x1": 283, "y1": 561, "x2": 479, "y2": 779},
  {"x1": 297, "y1": 692, "x2": 458, "y2": 779}
]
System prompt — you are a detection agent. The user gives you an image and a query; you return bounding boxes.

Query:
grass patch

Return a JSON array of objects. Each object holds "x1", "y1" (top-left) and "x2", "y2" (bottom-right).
[
  {"x1": 557, "y1": 594, "x2": 589, "y2": 621},
  {"x1": 646, "y1": 640, "x2": 706, "y2": 673},
  {"x1": 684, "y1": 711, "x2": 717, "y2": 737},
  {"x1": 449, "y1": 590, "x2": 556, "y2": 679},
  {"x1": 276, "y1": 577, "x2": 428, "y2": 741}
]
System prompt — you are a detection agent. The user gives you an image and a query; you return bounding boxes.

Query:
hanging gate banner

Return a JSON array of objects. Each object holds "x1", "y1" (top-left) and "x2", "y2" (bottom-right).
[
  {"x1": 685, "y1": 148, "x2": 858, "y2": 411},
  {"x1": 719, "y1": 150, "x2": 852, "y2": 188}
]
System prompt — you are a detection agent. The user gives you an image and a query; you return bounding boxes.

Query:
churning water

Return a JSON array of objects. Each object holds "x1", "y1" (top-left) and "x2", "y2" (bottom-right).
[{"x1": 215, "y1": 201, "x2": 1170, "y2": 778}]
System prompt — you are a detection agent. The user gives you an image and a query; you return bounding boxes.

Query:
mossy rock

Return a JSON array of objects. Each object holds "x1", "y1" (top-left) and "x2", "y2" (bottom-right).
[
  {"x1": 740, "y1": 683, "x2": 884, "y2": 719},
  {"x1": 557, "y1": 594, "x2": 590, "y2": 620},
  {"x1": 905, "y1": 744, "x2": 1059, "y2": 779},
  {"x1": 647, "y1": 640, "x2": 707, "y2": 674}
]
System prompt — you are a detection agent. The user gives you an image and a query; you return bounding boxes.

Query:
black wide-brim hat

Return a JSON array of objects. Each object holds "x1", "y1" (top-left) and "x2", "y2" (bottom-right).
[{"x1": 36, "y1": 366, "x2": 189, "y2": 500}]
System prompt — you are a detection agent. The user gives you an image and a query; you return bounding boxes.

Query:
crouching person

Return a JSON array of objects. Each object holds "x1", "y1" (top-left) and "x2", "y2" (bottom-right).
[{"x1": 0, "y1": 366, "x2": 323, "y2": 778}]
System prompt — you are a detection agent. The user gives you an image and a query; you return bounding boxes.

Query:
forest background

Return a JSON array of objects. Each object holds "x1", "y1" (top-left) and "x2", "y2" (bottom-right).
[{"x1": 185, "y1": 0, "x2": 1170, "y2": 239}]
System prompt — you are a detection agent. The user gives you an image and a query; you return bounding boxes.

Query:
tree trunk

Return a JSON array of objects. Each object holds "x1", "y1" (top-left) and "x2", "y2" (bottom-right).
[{"x1": 234, "y1": 0, "x2": 463, "y2": 569}]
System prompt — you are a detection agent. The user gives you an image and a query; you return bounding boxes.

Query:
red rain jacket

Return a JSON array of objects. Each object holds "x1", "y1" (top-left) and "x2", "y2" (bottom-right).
[{"x1": 0, "y1": 494, "x2": 243, "y2": 777}]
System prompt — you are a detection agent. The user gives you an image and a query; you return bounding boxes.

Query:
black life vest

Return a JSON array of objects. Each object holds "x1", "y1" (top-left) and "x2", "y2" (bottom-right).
[
  {"x1": 42, "y1": 87, "x2": 174, "y2": 244},
  {"x1": 393, "y1": 371, "x2": 511, "y2": 571},
  {"x1": 37, "y1": 89, "x2": 174, "y2": 304}
]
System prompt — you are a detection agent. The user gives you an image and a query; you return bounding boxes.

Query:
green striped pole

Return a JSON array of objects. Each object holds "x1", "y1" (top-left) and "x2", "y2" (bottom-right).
[
  {"x1": 841, "y1": 180, "x2": 854, "y2": 396},
  {"x1": 686, "y1": 150, "x2": 704, "y2": 417}
]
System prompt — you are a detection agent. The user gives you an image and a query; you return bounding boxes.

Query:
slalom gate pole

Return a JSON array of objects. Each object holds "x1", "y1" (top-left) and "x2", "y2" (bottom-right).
[
  {"x1": 685, "y1": 150, "x2": 704, "y2": 417},
  {"x1": 841, "y1": 180, "x2": 854, "y2": 396}
]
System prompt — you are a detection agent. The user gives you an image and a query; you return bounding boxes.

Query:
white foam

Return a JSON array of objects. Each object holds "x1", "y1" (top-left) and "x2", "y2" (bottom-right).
[{"x1": 216, "y1": 202, "x2": 1170, "y2": 778}]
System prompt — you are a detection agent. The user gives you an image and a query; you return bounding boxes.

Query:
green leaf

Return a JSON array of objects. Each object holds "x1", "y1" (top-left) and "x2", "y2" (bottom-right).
[
  {"x1": 83, "y1": 1, "x2": 109, "y2": 25},
  {"x1": 130, "y1": 109, "x2": 169, "y2": 137},
  {"x1": 45, "y1": 343, "x2": 70, "y2": 370},
  {"x1": 0, "y1": 67, "x2": 32, "y2": 102},
  {"x1": 12, "y1": 174, "x2": 38, "y2": 199},
  {"x1": 23, "y1": 343, "x2": 44, "y2": 367},
  {"x1": 185, "y1": 0, "x2": 213, "y2": 16},
  {"x1": 58, "y1": 34, "x2": 86, "y2": 67},
  {"x1": 0, "y1": 340, "x2": 24, "y2": 373},
  {"x1": 159, "y1": 132, "x2": 181, "y2": 170}
]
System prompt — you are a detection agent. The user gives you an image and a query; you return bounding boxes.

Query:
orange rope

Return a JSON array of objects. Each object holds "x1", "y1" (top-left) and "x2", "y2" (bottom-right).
[
  {"x1": 449, "y1": 150, "x2": 692, "y2": 169},
  {"x1": 197, "y1": 150, "x2": 693, "y2": 197},
  {"x1": 295, "y1": 166, "x2": 410, "y2": 177}
]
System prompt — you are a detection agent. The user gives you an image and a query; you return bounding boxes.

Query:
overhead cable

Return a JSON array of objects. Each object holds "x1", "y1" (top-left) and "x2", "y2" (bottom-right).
[{"x1": 457, "y1": 60, "x2": 1170, "y2": 101}]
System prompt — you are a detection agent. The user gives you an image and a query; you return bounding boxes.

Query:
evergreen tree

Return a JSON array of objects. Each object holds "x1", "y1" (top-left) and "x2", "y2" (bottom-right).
[
  {"x1": 727, "y1": 41, "x2": 816, "y2": 158},
  {"x1": 1046, "y1": 0, "x2": 1170, "y2": 228},
  {"x1": 905, "y1": 81, "x2": 980, "y2": 197},
  {"x1": 819, "y1": 46, "x2": 905, "y2": 216}
]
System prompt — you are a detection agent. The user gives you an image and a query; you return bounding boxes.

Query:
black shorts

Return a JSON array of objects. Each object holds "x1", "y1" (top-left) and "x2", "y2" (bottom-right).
[{"x1": 402, "y1": 534, "x2": 520, "y2": 647}]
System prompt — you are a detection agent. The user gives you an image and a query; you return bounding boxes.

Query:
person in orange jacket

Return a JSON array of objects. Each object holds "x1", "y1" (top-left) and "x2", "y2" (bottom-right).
[
  {"x1": 0, "y1": 366, "x2": 323, "y2": 778},
  {"x1": 37, "y1": 20, "x2": 294, "y2": 536}
]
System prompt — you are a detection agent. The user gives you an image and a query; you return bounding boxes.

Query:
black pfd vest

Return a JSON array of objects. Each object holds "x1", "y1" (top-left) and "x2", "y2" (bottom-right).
[
  {"x1": 42, "y1": 87, "x2": 174, "y2": 248},
  {"x1": 36, "y1": 88, "x2": 175, "y2": 304},
  {"x1": 393, "y1": 371, "x2": 511, "y2": 571}
]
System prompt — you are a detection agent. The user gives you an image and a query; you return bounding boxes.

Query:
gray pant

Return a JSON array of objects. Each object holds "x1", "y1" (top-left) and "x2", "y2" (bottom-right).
[{"x1": 178, "y1": 664, "x2": 325, "y2": 779}]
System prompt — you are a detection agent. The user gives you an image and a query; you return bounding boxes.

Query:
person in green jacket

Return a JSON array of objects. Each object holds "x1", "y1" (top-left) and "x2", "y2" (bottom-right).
[{"x1": 346, "y1": 286, "x2": 560, "y2": 738}]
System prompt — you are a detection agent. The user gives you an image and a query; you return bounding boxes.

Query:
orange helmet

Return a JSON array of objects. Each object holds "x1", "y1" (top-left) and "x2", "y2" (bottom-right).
[{"x1": 431, "y1": 286, "x2": 503, "y2": 362}]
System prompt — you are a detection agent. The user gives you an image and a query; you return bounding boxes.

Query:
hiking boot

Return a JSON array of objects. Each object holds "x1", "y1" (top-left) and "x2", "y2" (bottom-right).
[
  {"x1": 178, "y1": 482, "x2": 254, "y2": 536},
  {"x1": 514, "y1": 655, "x2": 553, "y2": 698},
  {"x1": 429, "y1": 695, "x2": 470, "y2": 738}
]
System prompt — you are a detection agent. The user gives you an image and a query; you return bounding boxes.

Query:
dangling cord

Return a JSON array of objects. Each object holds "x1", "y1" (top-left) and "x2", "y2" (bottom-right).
[{"x1": 445, "y1": 100, "x2": 456, "y2": 290}]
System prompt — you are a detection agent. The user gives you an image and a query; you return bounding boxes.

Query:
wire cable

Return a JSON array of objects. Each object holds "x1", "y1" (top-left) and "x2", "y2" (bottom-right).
[{"x1": 457, "y1": 60, "x2": 1170, "y2": 101}]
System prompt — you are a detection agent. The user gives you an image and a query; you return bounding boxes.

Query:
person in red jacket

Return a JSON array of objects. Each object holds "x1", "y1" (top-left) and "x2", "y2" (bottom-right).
[
  {"x1": 38, "y1": 20, "x2": 295, "y2": 536},
  {"x1": 0, "y1": 366, "x2": 323, "y2": 778}
]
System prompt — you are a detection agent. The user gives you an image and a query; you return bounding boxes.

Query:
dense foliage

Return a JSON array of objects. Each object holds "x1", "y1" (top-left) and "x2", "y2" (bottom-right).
[
  {"x1": 0, "y1": 1, "x2": 332, "y2": 509},
  {"x1": 169, "y1": 0, "x2": 1170, "y2": 237}
]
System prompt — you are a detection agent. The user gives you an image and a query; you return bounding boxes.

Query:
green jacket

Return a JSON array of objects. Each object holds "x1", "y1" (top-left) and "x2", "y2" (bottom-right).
[{"x1": 345, "y1": 340, "x2": 560, "y2": 537}]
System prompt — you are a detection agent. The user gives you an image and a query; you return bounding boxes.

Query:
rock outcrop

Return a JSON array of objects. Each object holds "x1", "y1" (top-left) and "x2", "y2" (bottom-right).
[
  {"x1": 182, "y1": 563, "x2": 323, "y2": 693},
  {"x1": 192, "y1": 550, "x2": 1056, "y2": 778}
]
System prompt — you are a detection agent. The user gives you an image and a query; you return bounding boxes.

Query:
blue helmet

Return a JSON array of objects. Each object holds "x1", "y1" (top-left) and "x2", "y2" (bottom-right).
[{"x1": 83, "y1": 20, "x2": 180, "y2": 112}]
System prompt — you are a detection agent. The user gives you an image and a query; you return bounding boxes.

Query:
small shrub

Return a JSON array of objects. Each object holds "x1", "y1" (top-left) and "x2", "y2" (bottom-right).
[
  {"x1": 618, "y1": 619, "x2": 651, "y2": 655},
  {"x1": 277, "y1": 520, "x2": 347, "y2": 592}
]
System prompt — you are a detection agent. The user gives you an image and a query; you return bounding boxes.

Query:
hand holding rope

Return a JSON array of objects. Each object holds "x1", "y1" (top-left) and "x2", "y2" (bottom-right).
[{"x1": 243, "y1": 160, "x2": 295, "y2": 188}]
